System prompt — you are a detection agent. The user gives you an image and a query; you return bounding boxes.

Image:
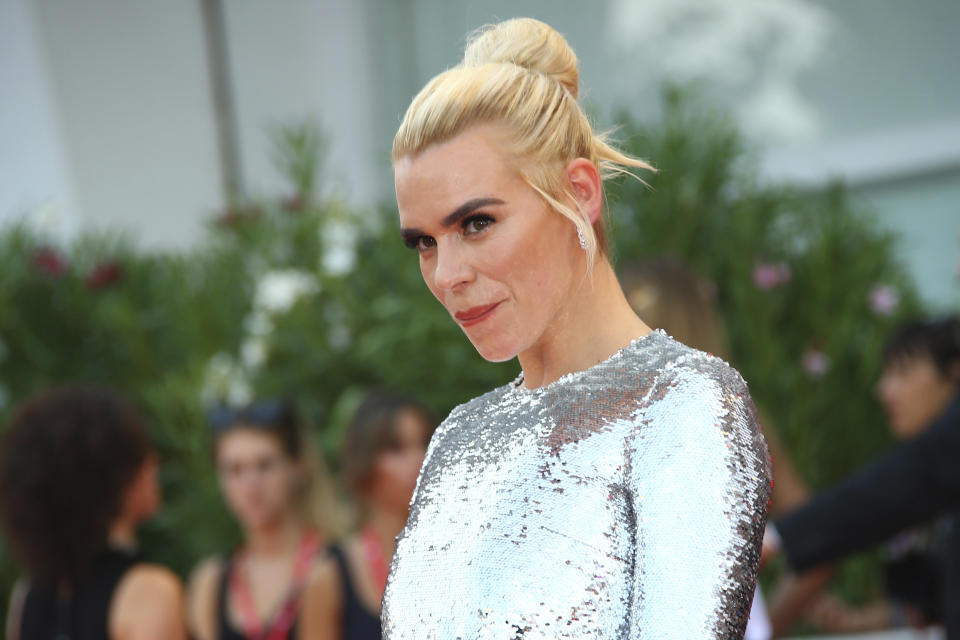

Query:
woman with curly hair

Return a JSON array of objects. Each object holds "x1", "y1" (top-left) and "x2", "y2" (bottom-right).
[{"x1": 0, "y1": 385, "x2": 186, "y2": 640}]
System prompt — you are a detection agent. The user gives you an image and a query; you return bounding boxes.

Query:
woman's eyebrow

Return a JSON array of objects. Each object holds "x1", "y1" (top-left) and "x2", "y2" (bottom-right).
[
  {"x1": 440, "y1": 197, "x2": 505, "y2": 227},
  {"x1": 400, "y1": 197, "x2": 506, "y2": 240}
]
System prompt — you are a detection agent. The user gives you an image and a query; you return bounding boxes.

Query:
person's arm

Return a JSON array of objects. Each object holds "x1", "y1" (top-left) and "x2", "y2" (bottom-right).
[
  {"x1": 110, "y1": 564, "x2": 187, "y2": 640},
  {"x1": 5, "y1": 579, "x2": 28, "y2": 640},
  {"x1": 186, "y1": 558, "x2": 221, "y2": 640},
  {"x1": 298, "y1": 554, "x2": 342, "y2": 640},
  {"x1": 774, "y1": 400, "x2": 960, "y2": 572},
  {"x1": 627, "y1": 365, "x2": 772, "y2": 639},
  {"x1": 767, "y1": 566, "x2": 834, "y2": 637},
  {"x1": 803, "y1": 594, "x2": 900, "y2": 633}
]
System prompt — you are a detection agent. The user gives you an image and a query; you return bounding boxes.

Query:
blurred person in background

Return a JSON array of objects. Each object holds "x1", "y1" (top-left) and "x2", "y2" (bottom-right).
[
  {"x1": 770, "y1": 316, "x2": 960, "y2": 635},
  {"x1": 188, "y1": 400, "x2": 337, "y2": 640},
  {"x1": 766, "y1": 315, "x2": 960, "y2": 637},
  {"x1": 619, "y1": 255, "x2": 816, "y2": 640},
  {"x1": 301, "y1": 390, "x2": 434, "y2": 640},
  {"x1": 0, "y1": 385, "x2": 187, "y2": 640}
]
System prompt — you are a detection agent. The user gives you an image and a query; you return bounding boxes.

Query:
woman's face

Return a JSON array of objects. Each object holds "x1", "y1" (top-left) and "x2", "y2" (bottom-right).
[
  {"x1": 122, "y1": 453, "x2": 161, "y2": 524},
  {"x1": 394, "y1": 125, "x2": 583, "y2": 362},
  {"x1": 216, "y1": 427, "x2": 300, "y2": 531},
  {"x1": 877, "y1": 355, "x2": 957, "y2": 439},
  {"x1": 363, "y1": 409, "x2": 431, "y2": 516}
]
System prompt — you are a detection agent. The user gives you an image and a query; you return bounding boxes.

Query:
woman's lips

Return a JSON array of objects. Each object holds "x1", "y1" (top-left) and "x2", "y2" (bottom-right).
[{"x1": 454, "y1": 301, "x2": 504, "y2": 327}]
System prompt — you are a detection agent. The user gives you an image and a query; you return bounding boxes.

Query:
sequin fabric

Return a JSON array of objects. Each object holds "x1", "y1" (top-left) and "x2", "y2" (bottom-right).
[{"x1": 382, "y1": 331, "x2": 772, "y2": 639}]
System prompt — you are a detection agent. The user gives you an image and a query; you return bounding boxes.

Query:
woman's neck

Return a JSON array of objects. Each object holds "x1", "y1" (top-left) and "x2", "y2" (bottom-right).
[
  {"x1": 107, "y1": 519, "x2": 138, "y2": 550},
  {"x1": 518, "y1": 260, "x2": 651, "y2": 389},
  {"x1": 246, "y1": 515, "x2": 303, "y2": 558},
  {"x1": 364, "y1": 507, "x2": 406, "y2": 558}
]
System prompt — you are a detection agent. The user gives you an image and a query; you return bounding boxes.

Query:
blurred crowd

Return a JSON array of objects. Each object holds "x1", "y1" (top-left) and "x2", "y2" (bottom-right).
[{"x1": 1, "y1": 256, "x2": 958, "y2": 640}]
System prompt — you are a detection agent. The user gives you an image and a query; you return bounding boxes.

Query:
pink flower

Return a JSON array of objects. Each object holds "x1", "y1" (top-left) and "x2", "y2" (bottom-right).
[
  {"x1": 31, "y1": 247, "x2": 67, "y2": 276},
  {"x1": 752, "y1": 262, "x2": 791, "y2": 290},
  {"x1": 282, "y1": 194, "x2": 306, "y2": 213},
  {"x1": 802, "y1": 349, "x2": 831, "y2": 379},
  {"x1": 869, "y1": 285, "x2": 900, "y2": 316},
  {"x1": 86, "y1": 262, "x2": 123, "y2": 290}
]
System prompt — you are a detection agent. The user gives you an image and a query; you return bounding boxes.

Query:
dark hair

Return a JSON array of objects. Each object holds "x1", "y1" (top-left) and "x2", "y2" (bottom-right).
[
  {"x1": 882, "y1": 316, "x2": 960, "y2": 379},
  {"x1": 208, "y1": 399, "x2": 341, "y2": 533},
  {"x1": 0, "y1": 386, "x2": 153, "y2": 586},
  {"x1": 208, "y1": 400, "x2": 302, "y2": 459},
  {"x1": 341, "y1": 390, "x2": 434, "y2": 494}
]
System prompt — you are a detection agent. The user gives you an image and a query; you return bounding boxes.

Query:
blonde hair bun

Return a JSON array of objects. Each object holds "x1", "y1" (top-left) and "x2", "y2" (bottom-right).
[{"x1": 464, "y1": 18, "x2": 580, "y2": 98}]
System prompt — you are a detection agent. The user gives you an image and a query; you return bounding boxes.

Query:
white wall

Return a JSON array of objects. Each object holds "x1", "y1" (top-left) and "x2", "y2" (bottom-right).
[
  {"x1": 1, "y1": 0, "x2": 386, "y2": 249},
  {"x1": 222, "y1": 0, "x2": 383, "y2": 206},
  {"x1": 0, "y1": 0, "x2": 79, "y2": 238},
  {"x1": 29, "y1": 0, "x2": 222, "y2": 248}
]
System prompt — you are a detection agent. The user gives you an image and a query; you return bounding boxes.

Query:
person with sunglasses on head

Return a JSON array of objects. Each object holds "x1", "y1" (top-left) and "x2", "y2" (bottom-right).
[
  {"x1": 188, "y1": 400, "x2": 338, "y2": 640},
  {"x1": 1, "y1": 385, "x2": 187, "y2": 640}
]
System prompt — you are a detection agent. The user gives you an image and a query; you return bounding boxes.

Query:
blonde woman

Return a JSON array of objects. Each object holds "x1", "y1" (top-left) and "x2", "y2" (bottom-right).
[{"x1": 382, "y1": 18, "x2": 772, "y2": 640}]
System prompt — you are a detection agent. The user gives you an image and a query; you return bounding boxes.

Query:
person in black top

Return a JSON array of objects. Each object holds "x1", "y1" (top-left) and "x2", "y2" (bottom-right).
[
  {"x1": 767, "y1": 316, "x2": 960, "y2": 636},
  {"x1": 0, "y1": 385, "x2": 186, "y2": 640},
  {"x1": 301, "y1": 391, "x2": 434, "y2": 640},
  {"x1": 188, "y1": 401, "x2": 336, "y2": 640}
]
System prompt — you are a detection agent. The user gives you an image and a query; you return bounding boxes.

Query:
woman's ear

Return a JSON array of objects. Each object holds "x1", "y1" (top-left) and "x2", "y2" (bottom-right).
[{"x1": 565, "y1": 158, "x2": 603, "y2": 224}]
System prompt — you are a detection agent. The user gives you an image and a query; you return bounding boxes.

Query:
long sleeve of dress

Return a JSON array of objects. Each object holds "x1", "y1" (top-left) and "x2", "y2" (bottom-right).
[{"x1": 627, "y1": 363, "x2": 771, "y2": 639}]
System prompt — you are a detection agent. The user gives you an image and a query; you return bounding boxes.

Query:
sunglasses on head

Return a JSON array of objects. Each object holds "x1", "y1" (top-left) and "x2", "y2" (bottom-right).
[{"x1": 206, "y1": 400, "x2": 290, "y2": 432}]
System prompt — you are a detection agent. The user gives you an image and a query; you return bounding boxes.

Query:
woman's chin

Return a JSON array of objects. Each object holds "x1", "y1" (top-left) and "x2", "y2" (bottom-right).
[{"x1": 467, "y1": 336, "x2": 518, "y2": 363}]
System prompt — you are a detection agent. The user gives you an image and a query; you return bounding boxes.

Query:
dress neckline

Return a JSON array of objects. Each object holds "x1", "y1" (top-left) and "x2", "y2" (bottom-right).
[{"x1": 511, "y1": 329, "x2": 665, "y2": 394}]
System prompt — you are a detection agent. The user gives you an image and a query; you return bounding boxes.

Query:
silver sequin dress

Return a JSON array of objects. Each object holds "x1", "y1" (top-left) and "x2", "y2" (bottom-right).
[{"x1": 382, "y1": 330, "x2": 772, "y2": 639}]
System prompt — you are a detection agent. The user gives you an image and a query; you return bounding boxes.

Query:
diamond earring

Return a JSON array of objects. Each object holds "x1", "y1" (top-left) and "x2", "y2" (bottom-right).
[{"x1": 577, "y1": 225, "x2": 588, "y2": 250}]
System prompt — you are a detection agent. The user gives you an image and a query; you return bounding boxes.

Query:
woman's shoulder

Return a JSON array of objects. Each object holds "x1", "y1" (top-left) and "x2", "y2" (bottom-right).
[
  {"x1": 299, "y1": 546, "x2": 344, "y2": 636},
  {"x1": 305, "y1": 547, "x2": 342, "y2": 594},
  {"x1": 185, "y1": 556, "x2": 224, "y2": 640},
  {"x1": 644, "y1": 331, "x2": 749, "y2": 396},
  {"x1": 111, "y1": 563, "x2": 187, "y2": 639},
  {"x1": 117, "y1": 563, "x2": 184, "y2": 599},
  {"x1": 188, "y1": 556, "x2": 225, "y2": 596}
]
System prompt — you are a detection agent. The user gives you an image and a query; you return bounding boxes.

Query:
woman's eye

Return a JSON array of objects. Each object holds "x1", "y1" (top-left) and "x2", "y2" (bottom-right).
[
  {"x1": 463, "y1": 215, "x2": 494, "y2": 235},
  {"x1": 404, "y1": 236, "x2": 436, "y2": 252}
]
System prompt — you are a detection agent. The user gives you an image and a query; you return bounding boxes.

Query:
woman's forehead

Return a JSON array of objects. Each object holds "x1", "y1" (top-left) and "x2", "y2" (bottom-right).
[
  {"x1": 397, "y1": 145, "x2": 525, "y2": 227},
  {"x1": 217, "y1": 427, "x2": 285, "y2": 456}
]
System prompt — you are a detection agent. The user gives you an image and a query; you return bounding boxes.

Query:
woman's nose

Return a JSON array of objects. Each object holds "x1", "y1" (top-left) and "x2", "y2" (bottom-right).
[{"x1": 433, "y1": 241, "x2": 474, "y2": 291}]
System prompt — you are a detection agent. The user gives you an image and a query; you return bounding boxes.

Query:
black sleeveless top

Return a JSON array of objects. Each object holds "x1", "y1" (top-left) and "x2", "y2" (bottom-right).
[
  {"x1": 19, "y1": 547, "x2": 140, "y2": 640},
  {"x1": 328, "y1": 545, "x2": 381, "y2": 640},
  {"x1": 216, "y1": 555, "x2": 306, "y2": 640}
]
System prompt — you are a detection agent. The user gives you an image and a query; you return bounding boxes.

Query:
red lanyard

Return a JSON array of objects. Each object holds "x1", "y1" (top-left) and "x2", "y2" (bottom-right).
[
  {"x1": 360, "y1": 527, "x2": 390, "y2": 599},
  {"x1": 230, "y1": 530, "x2": 322, "y2": 640}
]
